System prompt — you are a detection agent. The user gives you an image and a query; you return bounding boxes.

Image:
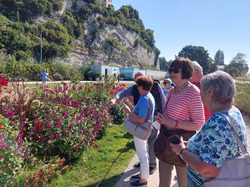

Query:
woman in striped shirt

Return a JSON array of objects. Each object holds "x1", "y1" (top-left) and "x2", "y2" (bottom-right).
[{"x1": 155, "y1": 57, "x2": 205, "y2": 187}]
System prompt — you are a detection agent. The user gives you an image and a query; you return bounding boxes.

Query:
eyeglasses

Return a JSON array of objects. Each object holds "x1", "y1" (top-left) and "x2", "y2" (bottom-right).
[{"x1": 168, "y1": 67, "x2": 182, "y2": 74}]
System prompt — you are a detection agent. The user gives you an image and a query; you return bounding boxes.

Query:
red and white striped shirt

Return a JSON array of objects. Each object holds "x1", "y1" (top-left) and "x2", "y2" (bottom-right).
[{"x1": 164, "y1": 84, "x2": 205, "y2": 127}]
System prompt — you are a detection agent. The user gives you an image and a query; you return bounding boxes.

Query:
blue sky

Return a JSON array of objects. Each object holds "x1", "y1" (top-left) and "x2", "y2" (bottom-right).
[{"x1": 112, "y1": 0, "x2": 250, "y2": 71}]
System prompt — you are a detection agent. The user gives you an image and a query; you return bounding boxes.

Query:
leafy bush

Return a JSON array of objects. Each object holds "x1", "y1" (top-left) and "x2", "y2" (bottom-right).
[
  {"x1": 120, "y1": 72, "x2": 125, "y2": 78},
  {"x1": 0, "y1": 115, "x2": 31, "y2": 186},
  {"x1": 110, "y1": 104, "x2": 125, "y2": 124},
  {"x1": 235, "y1": 82, "x2": 250, "y2": 115},
  {"x1": 18, "y1": 155, "x2": 68, "y2": 186}
]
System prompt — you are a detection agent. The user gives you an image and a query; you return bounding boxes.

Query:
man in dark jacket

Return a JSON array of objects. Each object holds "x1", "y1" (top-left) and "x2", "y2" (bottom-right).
[{"x1": 110, "y1": 71, "x2": 166, "y2": 174}]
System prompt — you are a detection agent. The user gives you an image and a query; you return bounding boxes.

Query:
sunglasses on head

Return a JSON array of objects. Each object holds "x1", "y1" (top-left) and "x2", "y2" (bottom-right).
[{"x1": 168, "y1": 67, "x2": 182, "y2": 74}]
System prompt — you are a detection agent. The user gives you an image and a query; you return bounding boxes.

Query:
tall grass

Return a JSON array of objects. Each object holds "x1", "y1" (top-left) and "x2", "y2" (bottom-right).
[{"x1": 235, "y1": 82, "x2": 250, "y2": 115}]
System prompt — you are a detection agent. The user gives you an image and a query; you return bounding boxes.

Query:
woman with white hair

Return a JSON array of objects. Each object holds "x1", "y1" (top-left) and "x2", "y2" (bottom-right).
[{"x1": 170, "y1": 70, "x2": 248, "y2": 186}]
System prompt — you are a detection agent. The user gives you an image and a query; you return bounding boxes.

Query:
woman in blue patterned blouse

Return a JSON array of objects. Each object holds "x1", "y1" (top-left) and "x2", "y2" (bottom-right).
[{"x1": 170, "y1": 70, "x2": 248, "y2": 187}]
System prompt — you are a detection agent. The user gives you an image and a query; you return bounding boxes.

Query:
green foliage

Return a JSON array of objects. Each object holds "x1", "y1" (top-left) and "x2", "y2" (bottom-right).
[
  {"x1": 178, "y1": 45, "x2": 212, "y2": 74},
  {"x1": 106, "y1": 35, "x2": 122, "y2": 49},
  {"x1": 235, "y1": 82, "x2": 250, "y2": 115},
  {"x1": 159, "y1": 57, "x2": 172, "y2": 71},
  {"x1": 93, "y1": 72, "x2": 101, "y2": 78},
  {"x1": 0, "y1": 0, "x2": 160, "y2": 62},
  {"x1": 18, "y1": 156, "x2": 69, "y2": 186},
  {"x1": 49, "y1": 126, "x2": 135, "y2": 187},
  {"x1": 119, "y1": 72, "x2": 125, "y2": 78},
  {"x1": 110, "y1": 104, "x2": 125, "y2": 124},
  {"x1": 209, "y1": 63, "x2": 218, "y2": 73},
  {"x1": 214, "y1": 49, "x2": 224, "y2": 65},
  {"x1": 226, "y1": 67, "x2": 241, "y2": 77},
  {"x1": 224, "y1": 53, "x2": 249, "y2": 76},
  {"x1": 86, "y1": 70, "x2": 93, "y2": 79},
  {"x1": 0, "y1": 115, "x2": 31, "y2": 185},
  {"x1": 0, "y1": 0, "x2": 63, "y2": 22}
]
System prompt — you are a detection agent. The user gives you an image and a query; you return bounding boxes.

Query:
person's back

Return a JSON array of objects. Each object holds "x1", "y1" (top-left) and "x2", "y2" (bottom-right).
[{"x1": 132, "y1": 80, "x2": 165, "y2": 115}]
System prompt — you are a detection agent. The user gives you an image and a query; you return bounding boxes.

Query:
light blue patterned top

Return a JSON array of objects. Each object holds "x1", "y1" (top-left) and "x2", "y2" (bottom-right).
[{"x1": 187, "y1": 106, "x2": 247, "y2": 187}]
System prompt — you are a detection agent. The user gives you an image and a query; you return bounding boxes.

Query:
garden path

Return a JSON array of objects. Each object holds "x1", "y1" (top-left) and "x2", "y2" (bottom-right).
[{"x1": 113, "y1": 113, "x2": 250, "y2": 187}]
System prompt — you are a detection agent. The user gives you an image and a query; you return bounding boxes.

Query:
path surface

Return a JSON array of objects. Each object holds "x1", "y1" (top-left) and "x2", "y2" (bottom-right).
[{"x1": 113, "y1": 113, "x2": 250, "y2": 187}]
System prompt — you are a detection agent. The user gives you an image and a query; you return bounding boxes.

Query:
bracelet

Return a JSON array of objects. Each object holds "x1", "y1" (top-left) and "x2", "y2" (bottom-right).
[
  {"x1": 180, "y1": 148, "x2": 186, "y2": 155},
  {"x1": 175, "y1": 120, "x2": 179, "y2": 128}
]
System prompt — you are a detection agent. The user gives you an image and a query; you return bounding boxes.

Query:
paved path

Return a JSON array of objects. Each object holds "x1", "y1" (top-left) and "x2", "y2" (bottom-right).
[{"x1": 113, "y1": 113, "x2": 250, "y2": 187}]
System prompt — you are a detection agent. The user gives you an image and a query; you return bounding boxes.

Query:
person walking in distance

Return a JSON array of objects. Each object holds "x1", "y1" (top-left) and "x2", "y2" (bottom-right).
[
  {"x1": 190, "y1": 61, "x2": 211, "y2": 121},
  {"x1": 110, "y1": 71, "x2": 166, "y2": 175},
  {"x1": 42, "y1": 69, "x2": 49, "y2": 84}
]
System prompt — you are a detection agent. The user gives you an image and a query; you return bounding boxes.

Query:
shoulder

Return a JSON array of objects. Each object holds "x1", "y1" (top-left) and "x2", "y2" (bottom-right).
[{"x1": 185, "y1": 83, "x2": 201, "y2": 97}]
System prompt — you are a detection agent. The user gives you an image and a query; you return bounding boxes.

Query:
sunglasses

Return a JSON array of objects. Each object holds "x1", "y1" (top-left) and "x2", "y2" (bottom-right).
[
  {"x1": 168, "y1": 67, "x2": 182, "y2": 74},
  {"x1": 163, "y1": 82, "x2": 168, "y2": 84}
]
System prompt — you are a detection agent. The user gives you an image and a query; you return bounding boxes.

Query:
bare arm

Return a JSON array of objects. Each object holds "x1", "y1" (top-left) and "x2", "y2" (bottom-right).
[
  {"x1": 155, "y1": 113, "x2": 201, "y2": 131},
  {"x1": 170, "y1": 137, "x2": 220, "y2": 178},
  {"x1": 124, "y1": 105, "x2": 145, "y2": 124}
]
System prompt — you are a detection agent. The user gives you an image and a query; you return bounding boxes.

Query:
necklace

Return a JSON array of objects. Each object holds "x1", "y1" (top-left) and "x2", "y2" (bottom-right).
[{"x1": 174, "y1": 81, "x2": 190, "y2": 94}]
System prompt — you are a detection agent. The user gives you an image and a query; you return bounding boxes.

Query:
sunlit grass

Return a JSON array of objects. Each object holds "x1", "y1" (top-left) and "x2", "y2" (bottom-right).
[
  {"x1": 235, "y1": 82, "x2": 250, "y2": 115},
  {"x1": 50, "y1": 125, "x2": 136, "y2": 187}
]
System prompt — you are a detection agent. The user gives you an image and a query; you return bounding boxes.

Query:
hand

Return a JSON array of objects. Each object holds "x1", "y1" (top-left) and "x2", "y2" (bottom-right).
[
  {"x1": 109, "y1": 98, "x2": 117, "y2": 106},
  {"x1": 124, "y1": 105, "x2": 131, "y2": 114},
  {"x1": 170, "y1": 136, "x2": 186, "y2": 155},
  {"x1": 155, "y1": 113, "x2": 175, "y2": 127}
]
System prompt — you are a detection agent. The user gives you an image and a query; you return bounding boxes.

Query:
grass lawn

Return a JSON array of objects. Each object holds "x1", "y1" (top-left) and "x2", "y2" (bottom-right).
[{"x1": 50, "y1": 125, "x2": 136, "y2": 187}]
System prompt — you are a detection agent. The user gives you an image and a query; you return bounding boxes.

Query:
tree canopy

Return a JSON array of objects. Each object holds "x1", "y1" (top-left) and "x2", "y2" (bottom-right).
[
  {"x1": 214, "y1": 50, "x2": 224, "y2": 65},
  {"x1": 225, "y1": 53, "x2": 249, "y2": 76},
  {"x1": 177, "y1": 45, "x2": 212, "y2": 74}
]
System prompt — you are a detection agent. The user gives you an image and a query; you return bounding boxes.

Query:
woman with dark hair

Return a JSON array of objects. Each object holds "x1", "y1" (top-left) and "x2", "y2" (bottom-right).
[
  {"x1": 170, "y1": 70, "x2": 247, "y2": 186},
  {"x1": 123, "y1": 75, "x2": 155, "y2": 187},
  {"x1": 155, "y1": 57, "x2": 205, "y2": 187}
]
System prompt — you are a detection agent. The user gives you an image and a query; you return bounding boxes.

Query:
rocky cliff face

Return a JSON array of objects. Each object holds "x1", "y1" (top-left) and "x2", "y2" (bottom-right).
[{"x1": 57, "y1": 1, "x2": 160, "y2": 69}]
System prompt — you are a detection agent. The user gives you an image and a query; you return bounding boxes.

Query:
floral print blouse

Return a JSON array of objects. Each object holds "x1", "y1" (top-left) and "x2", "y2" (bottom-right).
[{"x1": 187, "y1": 106, "x2": 248, "y2": 187}]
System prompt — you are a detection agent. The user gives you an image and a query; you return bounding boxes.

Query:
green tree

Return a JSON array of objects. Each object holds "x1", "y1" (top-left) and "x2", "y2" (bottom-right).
[
  {"x1": 178, "y1": 45, "x2": 212, "y2": 74},
  {"x1": 214, "y1": 50, "x2": 224, "y2": 65},
  {"x1": 225, "y1": 53, "x2": 249, "y2": 76},
  {"x1": 209, "y1": 63, "x2": 218, "y2": 73},
  {"x1": 226, "y1": 67, "x2": 241, "y2": 77},
  {"x1": 159, "y1": 57, "x2": 172, "y2": 71}
]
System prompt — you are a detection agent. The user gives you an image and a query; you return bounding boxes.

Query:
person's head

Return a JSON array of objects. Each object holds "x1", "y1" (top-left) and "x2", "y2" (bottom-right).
[
  {"x1": 134, "y1": 71, "x2": 145, "y2": 80},
  {"x1": 135, "y1": 75, "x2": 154, "y2": 94},
  {"x1": 163, "y1": 78, "x2": 172, "y2": 89},
  {"x1": 190, "y1": 61, "x2": 203, "y2": 83},
  {"x1": 168, "y1": 57, "x2": 193, "y2": 80},
  {"x1": 200, "y1": 70, "x2": 235, "y2": 105}
]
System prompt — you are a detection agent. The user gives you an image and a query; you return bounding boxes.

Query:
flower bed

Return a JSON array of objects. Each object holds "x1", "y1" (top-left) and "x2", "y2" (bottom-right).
[{"x1": 0, "y1": 76, "x2": 130, "y2": 186}]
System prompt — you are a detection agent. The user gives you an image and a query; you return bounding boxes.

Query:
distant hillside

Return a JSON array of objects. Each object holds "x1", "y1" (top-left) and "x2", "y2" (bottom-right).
[{"x1": 0, "y1": 0, "x2": 160, "y2": 69}]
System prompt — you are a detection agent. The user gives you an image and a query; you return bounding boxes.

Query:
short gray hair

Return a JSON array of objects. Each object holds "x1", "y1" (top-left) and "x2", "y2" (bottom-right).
[
  {"x1": 192, "y1": 61, "x2": 203, "y2": 74},
  {"x1": 200, "y1": 70, "x2": 236, "y2": 104}
]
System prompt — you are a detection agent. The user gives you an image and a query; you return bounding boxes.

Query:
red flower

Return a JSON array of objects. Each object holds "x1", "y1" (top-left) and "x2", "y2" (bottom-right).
[
  {"x1": 0, "y1": 78, "x2": 8, "y2": 86},
  {"x1": 0, "y1": 124, "x2": 2, "y2": 129},
  {"x1": 36, "y1": 120, "x2": 41, "y2": 134}
]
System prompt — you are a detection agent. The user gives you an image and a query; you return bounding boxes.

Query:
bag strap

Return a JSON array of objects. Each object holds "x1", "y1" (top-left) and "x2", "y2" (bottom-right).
[
  {"x1": 163, "y1": 90, "x2": 172, "y2": 113},
  {"x1": 135, "y1": 95, "x2": 152, "y2": 122},
  {"x1": 219, "y1": 113, "x2": 250, "y2": 163},
  {"x1": 146, "y1": 96, "x2": 152, "y2": 121}
]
